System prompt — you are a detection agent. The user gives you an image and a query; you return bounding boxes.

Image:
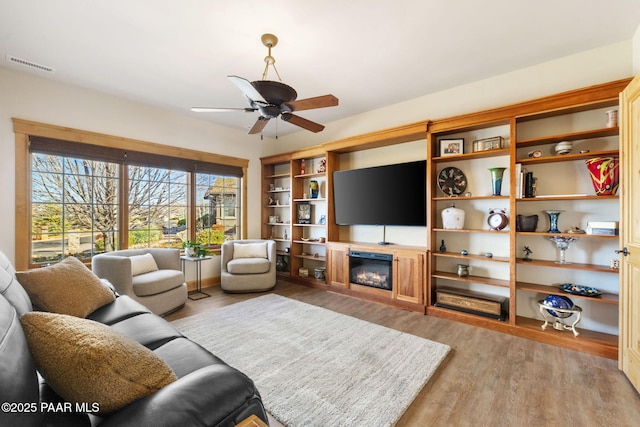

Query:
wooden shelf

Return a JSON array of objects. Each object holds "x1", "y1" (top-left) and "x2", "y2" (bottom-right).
[
  {"x1": 293, "y1": 198, "x2": 326, "y2": 202},
  {"x1": 433, "y1": 195, "x2": 509, "y2": 201},
  {"x1": 265, "y1": 204, "x2": 290, "y2": 208},
  {"x1": 432, "y1": 251, "x2": 509, "y2": 263},
  {"x1": 433, "y1": 228, "x2": 510, "y2": 234},
  {"x1": 293, "y1": 172, "x2": 326, "y2": 178},
  {"x1": 517, "y1": 149, "x2": 618, "y2": 165},
  {"x1": 293, "y1": 223, "x2": 326, "y2": 227},
  {"x1": 516, "y1": 195, "x2": 618, "y2": 201},
  {"x1": 516, "y1": 127, "x2": 619, "y2": 147},
  {"x1": 293, "y1": 240, "x2": 326, "y2": 245},
  {"x1": 516, "y1": 231, "x2": 618, "y2": 239},
  {"x1": 266, "y1": 172, "x2": 290, "y2": 179},
  {"x1": 294, "y1": 254, "x2": 326, "y2": 262},
  {"x1": 516, "y1": 258, "x2": 618, "y2": 273},
  {"x1": 432, "y1": 148, "x2": 510, "y2": 162},
  {"x1": 515, "y1": 316, "x2": 617, "y2": 359},
  {"x1": 432, "y1": 271, "x2": 510, "y2": 288},
  {"x1": 266, "y1": 189, "x2": 290, "y2": 193},
  {"x1": 516, "y1": 281, "x2": 619, "y2": 305},
  {"x1": 267, "y1": 238, "x2": 290, "y2": 243}
]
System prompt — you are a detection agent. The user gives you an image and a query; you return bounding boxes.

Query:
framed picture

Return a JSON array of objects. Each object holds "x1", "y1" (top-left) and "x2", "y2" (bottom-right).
[
  {"x1": 297, "y1": 203, "x2": 311, "y2": 224},
  {"x1": 473, "y1": 136, "x2": 503, "y2": 153},
  {"x1": 440, "y1": 138, "x2": 464, "y2": 156}
]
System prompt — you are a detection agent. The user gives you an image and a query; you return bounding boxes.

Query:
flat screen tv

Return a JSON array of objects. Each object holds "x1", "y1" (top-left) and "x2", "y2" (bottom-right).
[{"x1": 332, "y1": 160, "x2": 426, "y2": 226}]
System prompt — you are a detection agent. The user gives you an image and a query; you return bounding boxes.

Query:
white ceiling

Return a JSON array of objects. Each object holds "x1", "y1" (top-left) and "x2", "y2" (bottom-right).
[{"x1": 1, "y1": 0, "x2": 639, "y2": 138}]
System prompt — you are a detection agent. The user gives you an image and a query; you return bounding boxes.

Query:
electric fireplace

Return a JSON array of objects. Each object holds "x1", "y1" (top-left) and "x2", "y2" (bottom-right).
[{"x1": 349, "y1": 250, "x2": 393, "y2": 290}]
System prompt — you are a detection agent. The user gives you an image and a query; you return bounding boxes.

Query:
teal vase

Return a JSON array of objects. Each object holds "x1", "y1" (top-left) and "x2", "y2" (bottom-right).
[{"x1": 489, "y1": 167, "x2": 506, "y2": 196}]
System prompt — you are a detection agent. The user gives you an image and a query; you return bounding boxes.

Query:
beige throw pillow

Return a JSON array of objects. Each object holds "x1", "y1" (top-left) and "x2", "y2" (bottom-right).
[
  {"x1": 129, "y1": 253, "x2": 159, "y2": 276},
  {"x1": 20, "y1": 312, "x2": 177, "y2": 414},
  {"x1": 15, "y1": 256, "x2": 115, "y2": 318},
  {"x1": 233, "y1": 242, "x2": 268, "y2": 259}
]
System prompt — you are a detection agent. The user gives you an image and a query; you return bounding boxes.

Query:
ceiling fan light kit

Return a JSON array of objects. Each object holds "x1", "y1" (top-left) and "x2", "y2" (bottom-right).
[{"x1": 191, "y1": 33, "x2": 338, "y2": 135}]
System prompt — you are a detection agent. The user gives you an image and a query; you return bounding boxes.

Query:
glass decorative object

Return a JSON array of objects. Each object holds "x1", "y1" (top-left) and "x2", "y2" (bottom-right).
[
  {"x1": 544, "y1": 210, "x2": 564, "y2": 233},
  {"x1": 309, "y1": 180, "x2": 319, "y2": 198},
  {"x1": 538, "y1": 295, "x2": 582, "y2": 336},
  {"x1": 548, "y1": 235, "x2": 578, "y2": 264},
  {"x1": 584, "y1": 157, "x2": 619, "y2": 196},
  {"x1": 488, "y1": 167, "x2": 506, "y2": 196}
]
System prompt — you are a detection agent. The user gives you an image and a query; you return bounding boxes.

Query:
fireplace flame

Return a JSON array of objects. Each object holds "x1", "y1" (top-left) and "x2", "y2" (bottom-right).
[{"x1": 355, "y1": 269, "x2": 388, "y2": 287}]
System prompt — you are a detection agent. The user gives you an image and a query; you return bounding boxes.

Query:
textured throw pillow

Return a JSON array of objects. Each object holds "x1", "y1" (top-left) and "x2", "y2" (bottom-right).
[
  {"x1": 129, "y1": 253, "x2": 159, "y2": 276},
  {"x1": 233, "y1": 242, "x2": 268, "y2": 259},
  {"x1": 20, "y1": 312, "x2": 177, "y2": 414},
  {"x1": 15, "y1": 256, "x2": 115, "y2": 318}
]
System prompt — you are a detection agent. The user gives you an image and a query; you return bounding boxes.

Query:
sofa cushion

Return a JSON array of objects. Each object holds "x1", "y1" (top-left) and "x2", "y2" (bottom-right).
[
  {"x1": 233, "y1": 242, "x2": 267, "y2": 259},
  {"x1": 132, "y1": 269, "x2": 184, "y2": 297},
  {"x1": 109, "y1": 312, "x2": 183, "y2": 350},
  {"x1": 153, "y1": 337, "x2": 225, "y2": 378},
  {"x1": 86, "y1": 295, "x2": 151, "y2": 326},
  {"x1": 20, "y1": 312, "x2": 177, "y2": 414},
  {"x1": 227, "y1": 258, "x2": 271, "y2": 274},
  {"x1": 15, "y1": 257, "x2": 115, "y2": 318},
  {"x1": 0, "y1": 252, "x2": 33, "y2": 317},
  {"x1": 0, "y1": 295, "x2": 42, "y2": 427},
  {"x1": 129, "y1": 253, "x2": 159, "y2": 276}
]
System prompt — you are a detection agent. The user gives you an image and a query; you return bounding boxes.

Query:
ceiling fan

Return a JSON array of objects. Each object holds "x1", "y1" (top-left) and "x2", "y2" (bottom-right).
[{"x1": 191, "y1": 34, "x2": 339, "y2": 134}]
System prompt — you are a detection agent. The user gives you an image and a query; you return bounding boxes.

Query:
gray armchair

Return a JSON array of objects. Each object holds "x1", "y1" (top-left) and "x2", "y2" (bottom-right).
[
  {"x1": 221, "y1": 240, "x2": 276, "y2": 293},
  {"x1": 92, "y1": 248, "x2": 187, "y2": 316}
]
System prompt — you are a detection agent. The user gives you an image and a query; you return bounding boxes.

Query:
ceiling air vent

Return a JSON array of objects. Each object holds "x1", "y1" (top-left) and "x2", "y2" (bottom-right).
[{"x1": 6, "y1": 55, "x2": 55, "y2": 73}]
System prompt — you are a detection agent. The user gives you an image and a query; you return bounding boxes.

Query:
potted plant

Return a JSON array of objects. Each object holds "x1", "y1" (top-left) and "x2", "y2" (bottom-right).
[{"x1": 181, "y1": 240, "x2": 201, "y2": 257}]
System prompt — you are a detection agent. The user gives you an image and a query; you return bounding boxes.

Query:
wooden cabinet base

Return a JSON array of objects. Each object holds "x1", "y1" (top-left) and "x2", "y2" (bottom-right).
[{"x1": 326, "y1": 283, "x2": 426, "y2": 313}]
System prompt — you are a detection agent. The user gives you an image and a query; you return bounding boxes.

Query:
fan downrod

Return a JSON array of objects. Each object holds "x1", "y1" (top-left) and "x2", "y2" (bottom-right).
[{"x1": 261, "y1": 33, "x2": 281, "y2": 81}]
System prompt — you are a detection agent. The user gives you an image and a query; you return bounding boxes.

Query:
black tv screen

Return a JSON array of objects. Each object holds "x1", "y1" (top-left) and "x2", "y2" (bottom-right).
[{"x1": 332, "y1": 160, "x2": 426, "y2": 226}]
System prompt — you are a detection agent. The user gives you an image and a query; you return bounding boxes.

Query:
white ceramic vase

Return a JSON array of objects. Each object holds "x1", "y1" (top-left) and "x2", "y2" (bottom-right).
[{"x1": 442, "y1": 203, "x2": 465, "y2": 230}]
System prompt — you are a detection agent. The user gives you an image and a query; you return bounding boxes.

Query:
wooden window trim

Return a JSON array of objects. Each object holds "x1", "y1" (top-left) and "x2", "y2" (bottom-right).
[{"x1": 13, "y1": 118, "x2": 249, "y2": 270}]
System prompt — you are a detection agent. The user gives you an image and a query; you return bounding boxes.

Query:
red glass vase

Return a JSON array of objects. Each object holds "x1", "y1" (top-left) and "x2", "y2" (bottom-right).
[{"x1": 584, "y1": 157, "x2": 619, "y2": 196}]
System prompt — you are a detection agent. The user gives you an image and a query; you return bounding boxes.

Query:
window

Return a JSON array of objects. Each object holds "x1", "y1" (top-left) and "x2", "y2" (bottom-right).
[
  {"x1": 15, "y1": 119, "x2": 248, "y2": 270},
  {"x1": 196, "y1": 174, "x2": 240, "y2": 246},
  {"x1": 128, "y1": 166, "x2": 188, "y2": 249},
  {"x1": 31, "y1": 154, "x2": 119, "y2": 263}
]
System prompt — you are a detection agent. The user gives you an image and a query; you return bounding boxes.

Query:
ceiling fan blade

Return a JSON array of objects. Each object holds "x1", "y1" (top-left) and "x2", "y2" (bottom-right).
[
  {"x1": 285, "y1": 94, "x2": 338, "y2": 112},
  {"x1": 248, "y1": 117, "x2": 270, "y2": 134},
  {"x1": 281, "y1": 113, "x2": 325, "y2": 133},
  {"x1": 191, "y1": 107, "x2": 256, "y2": 113},
  {"x1": 228, "y1": 75, "x2": 267, "y2": 103}
]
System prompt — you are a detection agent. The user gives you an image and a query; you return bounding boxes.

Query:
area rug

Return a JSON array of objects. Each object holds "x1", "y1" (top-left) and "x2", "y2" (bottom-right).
[{"x1": 172, "y1": 294, "x2": 450, "y2": 427}]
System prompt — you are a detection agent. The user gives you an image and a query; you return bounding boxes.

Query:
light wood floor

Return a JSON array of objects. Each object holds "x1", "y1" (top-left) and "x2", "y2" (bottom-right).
[{"x1": 166, "y1": 281, "x2": 640, "y2": 427}]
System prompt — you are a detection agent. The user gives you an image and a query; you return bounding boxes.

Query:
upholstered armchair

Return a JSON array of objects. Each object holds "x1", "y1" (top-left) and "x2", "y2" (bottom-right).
[
  {"x1": 221, "y1": 240, "x2": 276, "y2": 293},
  {"x1": 92, "y1": 248, "x2": 187, "y2": 316}
]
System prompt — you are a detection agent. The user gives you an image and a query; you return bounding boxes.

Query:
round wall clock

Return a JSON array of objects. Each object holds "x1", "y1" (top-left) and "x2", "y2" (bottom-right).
[
  {"x1": 488, "y1": 208, "x2": 509, "y2": 231},
  {"x1": 438, "y1": 167, "x2": 467, "y2": 196}
]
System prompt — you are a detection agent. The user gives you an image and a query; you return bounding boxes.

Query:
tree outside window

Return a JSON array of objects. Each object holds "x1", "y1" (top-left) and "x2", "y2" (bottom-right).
[{"x1": 30, "y1": 154, "x2": 240, "y2": 266}]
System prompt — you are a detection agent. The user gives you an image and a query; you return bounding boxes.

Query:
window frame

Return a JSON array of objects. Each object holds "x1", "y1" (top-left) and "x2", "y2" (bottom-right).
[{"x1": 13, "y1": 118, "x2": 248, "y2": 270}]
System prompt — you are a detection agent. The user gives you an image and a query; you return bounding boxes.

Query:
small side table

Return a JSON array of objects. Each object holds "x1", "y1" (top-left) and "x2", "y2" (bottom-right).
[{"x1": 181, "y1": 256, "x2": 213, "y2": 300}]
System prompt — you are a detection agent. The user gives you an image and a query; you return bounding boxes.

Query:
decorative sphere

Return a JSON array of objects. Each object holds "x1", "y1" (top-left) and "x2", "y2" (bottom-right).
[
  {"x1": 543, "y1": 295, "x2": 574, "y2": 318},
  {"x1": 460, "y1": 250, "x2": 468, "y2": 255}
]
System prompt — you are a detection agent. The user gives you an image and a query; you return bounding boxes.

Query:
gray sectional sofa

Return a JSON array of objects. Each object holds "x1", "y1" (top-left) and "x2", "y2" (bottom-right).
[{"x1": 0, "y1": 251, "x2": 268, "y2": 426}]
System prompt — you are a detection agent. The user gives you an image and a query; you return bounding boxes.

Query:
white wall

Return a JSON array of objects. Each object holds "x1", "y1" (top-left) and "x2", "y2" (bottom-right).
[
  {"x1": 0, "y1": 40, "x2": 635, "y2": 267},
  {"x1": 0, "y1": 66, "x2": 269, "y2": 280},
  {"x1": 633, "y1": 24, "x2": 640, "y2": 74},
  {"x1": 268, "y1": 41, "x2": 634, "y2": 154}
]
